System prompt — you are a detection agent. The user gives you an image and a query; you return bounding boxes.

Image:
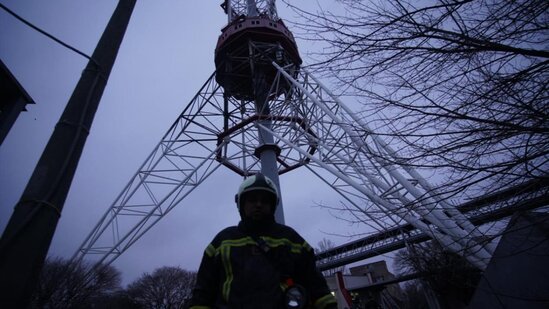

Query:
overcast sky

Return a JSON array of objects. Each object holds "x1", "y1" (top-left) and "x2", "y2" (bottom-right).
[{"x1": 0, "y1": 0, "x2": 384, "y2": 285}]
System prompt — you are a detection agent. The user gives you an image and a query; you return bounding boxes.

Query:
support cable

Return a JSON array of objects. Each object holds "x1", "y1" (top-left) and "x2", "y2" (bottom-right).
[{"x1": 0, "y1": 3, "x2": 97, "y2": 65}]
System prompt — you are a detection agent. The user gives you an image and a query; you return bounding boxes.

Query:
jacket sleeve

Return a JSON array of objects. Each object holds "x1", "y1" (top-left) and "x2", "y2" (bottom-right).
[
  {"x1": 300, "y1": 241, "x2": 338, "y2": 309},
  {"x1": 189, "y1": 243, "x2": 219, "y2": 309}
]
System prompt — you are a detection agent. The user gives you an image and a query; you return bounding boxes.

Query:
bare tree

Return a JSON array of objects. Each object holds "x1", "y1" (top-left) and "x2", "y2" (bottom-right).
[
  {"x1": 394, "y1": 241, "x2": 481, "y2": 308},
  {"x1": 399, "y1": 283, "x2": 430, "y2": 309},
  {"x1": 29, "y1": 256, "x2": 121, "y2": 308},
  {"x1": 126, "y1": 266, "x2": 197, "y2": 309},
  {"x1": 316, "y1": 238, "x2": 346, "y2": 276},
  {"x1": 285, "y1": 0, "x2": 549, "y2": 201}
]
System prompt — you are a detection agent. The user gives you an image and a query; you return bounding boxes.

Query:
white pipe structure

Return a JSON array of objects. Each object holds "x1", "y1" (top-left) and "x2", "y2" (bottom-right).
[
  {"x1": 256, "y1": 121, "x2": 487, "y2": 269},
  {"x1": 307, "y1": 125, "x2": 493, "y2": 262},
  {"x1": 296, "y1": 68, "x2": 493, "y2": 261},
  {"x1": 305, "y1": 164, "x2": 402, "y2": 233},
  {"x1": 271, "y1": 62, "x2": 491, "y2": 268},
  {"x1": 279, "y1": 63, "x2": 491, "y2": 266},
  {"x1": 303, "y1": 68, "x2": 497, "y2": 255}
]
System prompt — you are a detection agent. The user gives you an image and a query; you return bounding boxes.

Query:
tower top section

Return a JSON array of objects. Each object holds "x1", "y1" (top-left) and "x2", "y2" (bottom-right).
[
  {"x1": 221, "y1": 0, "x2": 278, "y2": 23},
  {"x1": 215, "y1": 0, "x2": 301, "y2": 100}
]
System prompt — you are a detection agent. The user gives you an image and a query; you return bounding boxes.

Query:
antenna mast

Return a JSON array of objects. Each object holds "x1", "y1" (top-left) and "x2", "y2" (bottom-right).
[{"x1": 222, "y1": 0, "x2": 278, "y2": 23}]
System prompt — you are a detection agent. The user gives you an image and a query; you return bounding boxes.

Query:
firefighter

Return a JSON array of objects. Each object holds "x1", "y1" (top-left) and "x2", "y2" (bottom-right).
[{"x1": 190, "y1": 173, "x2": 337, "y2": 308}]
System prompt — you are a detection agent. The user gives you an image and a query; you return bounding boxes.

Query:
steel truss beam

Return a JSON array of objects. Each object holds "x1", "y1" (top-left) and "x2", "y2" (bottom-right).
[
  {"x1": 263, "y1": 63, "x2": 493, "y2": 269},
  {"x1": 72, "y1": 73, "x2": 227, "y2": 266},
  {"x1": 72, "y1": 66, "x2": 330, "y2": 266},
  {"x1": 74, "y1": 60, "x2": 497, "y2": 270}
]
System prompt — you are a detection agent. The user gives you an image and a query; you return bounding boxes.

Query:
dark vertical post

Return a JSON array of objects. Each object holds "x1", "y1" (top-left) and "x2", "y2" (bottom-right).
[
  {"x1": 252, "y1": 68, "x2": 285, "y2": 223},
  {"x1": 0, "y1": 1, "x2": 136, "y2": 307}
]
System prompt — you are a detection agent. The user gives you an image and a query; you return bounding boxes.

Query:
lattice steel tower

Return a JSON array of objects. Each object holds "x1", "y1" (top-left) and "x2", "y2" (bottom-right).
[{"x1": 73, "y1": 0, "x2": 494, "y2": 270}]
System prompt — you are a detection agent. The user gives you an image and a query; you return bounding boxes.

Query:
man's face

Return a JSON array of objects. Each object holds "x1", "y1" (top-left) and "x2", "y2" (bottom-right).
[{"x1": 242, "y1": 191, "x2": 274, "y2": 221}]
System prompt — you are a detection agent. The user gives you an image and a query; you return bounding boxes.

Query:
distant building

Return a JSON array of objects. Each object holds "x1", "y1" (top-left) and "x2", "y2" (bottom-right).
[
  {"x1": 0, "y1": 59, "x2": 35, "y2": 145},
  {"x1": 349, "y1": 261, "x2": 404, "y2": 308},
  {"x1": 326, "y1": 260, "x2": 404, "y2": 308}
]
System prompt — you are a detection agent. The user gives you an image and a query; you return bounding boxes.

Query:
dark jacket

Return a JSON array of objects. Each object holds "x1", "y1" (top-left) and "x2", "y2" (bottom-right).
[{"x1": 190, "y1": 220, "x2": 336, "y2": 309}]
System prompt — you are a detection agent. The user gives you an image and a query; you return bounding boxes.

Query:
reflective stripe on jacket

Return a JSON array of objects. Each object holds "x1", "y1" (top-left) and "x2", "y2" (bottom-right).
[{"x1": 190, "y1": 221, "x2": 337, "y2": 309}]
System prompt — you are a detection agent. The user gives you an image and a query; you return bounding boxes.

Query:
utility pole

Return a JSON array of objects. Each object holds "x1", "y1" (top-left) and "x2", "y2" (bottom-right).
[{"x1": 0, "y1": 1, "x2": 136, "y2": 307}]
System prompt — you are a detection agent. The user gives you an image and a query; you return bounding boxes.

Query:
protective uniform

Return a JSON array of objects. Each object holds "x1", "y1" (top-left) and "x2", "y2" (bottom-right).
[{"x1": 190, "y1": 174, "x2": 337, "y2": 309}]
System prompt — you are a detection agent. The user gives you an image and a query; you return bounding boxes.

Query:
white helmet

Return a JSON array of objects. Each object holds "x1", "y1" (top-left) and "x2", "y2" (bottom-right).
[{"x1": 234, "y1": 173, "x2": 279, "y2": 214}]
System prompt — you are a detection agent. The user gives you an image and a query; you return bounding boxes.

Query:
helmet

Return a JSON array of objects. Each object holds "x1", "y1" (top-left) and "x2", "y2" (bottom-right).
[{"x1": 235, "y1": 173, "x2": 279, "y2": 214}]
